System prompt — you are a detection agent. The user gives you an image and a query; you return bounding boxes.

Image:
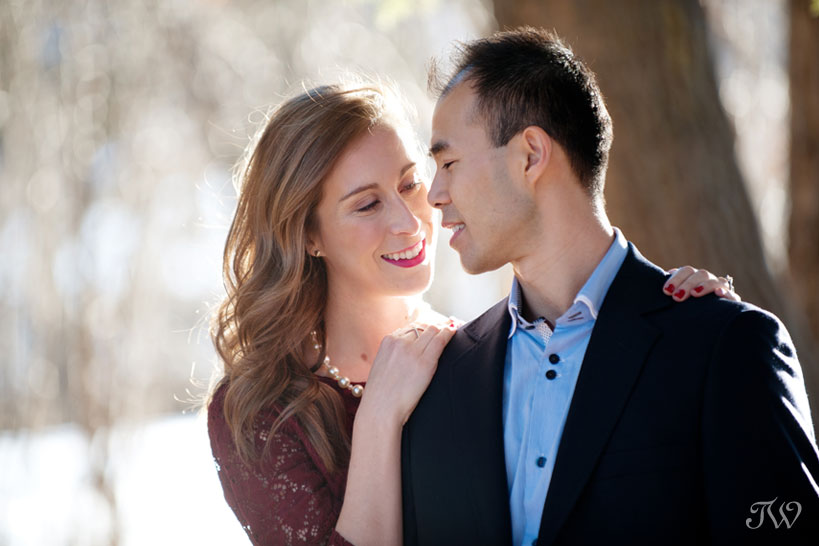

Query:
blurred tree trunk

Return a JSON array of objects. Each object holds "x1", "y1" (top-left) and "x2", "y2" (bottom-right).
[
  {"x1": 492, "y1": 0, "x2": 819, "y2": 420},
  {"x1": 789, "y1": 2, "x2": 819, "y2": 354}
]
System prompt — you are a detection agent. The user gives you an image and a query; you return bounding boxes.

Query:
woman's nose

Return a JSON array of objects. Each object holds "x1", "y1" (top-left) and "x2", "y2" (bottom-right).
[{"x1": 390, "y1": 198, "x2": 422, "y2": 235}]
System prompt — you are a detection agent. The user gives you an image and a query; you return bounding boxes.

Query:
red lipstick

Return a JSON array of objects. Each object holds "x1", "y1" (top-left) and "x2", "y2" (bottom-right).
[{"x1": 381, "y1": 239, "x2": 427, "y2": 268}]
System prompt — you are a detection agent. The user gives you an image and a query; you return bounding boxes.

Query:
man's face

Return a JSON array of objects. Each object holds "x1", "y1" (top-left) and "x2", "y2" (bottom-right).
[{"x1": 428, "y1": 83, "x2": 534, "y2": 274}]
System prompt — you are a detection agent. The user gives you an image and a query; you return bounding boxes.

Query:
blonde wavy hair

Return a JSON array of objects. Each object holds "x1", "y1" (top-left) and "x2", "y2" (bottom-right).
[{"x1": 211, "y1": 79, "x2": 417, "y2": 473}]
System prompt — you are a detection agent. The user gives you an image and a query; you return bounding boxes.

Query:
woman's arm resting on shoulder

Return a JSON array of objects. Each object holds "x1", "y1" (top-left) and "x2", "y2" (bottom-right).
[
  {"x1": 335, "y1": 323, "x2": 456, "y2": 546},
  {"x1": 663, "y1": 266, "x2": 741, "y2": 302}
]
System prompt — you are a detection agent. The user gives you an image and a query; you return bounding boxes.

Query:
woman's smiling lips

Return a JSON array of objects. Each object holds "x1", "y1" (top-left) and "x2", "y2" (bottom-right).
[{"x1": 381, "y1": 239, "x2": 426, "y2": 268}]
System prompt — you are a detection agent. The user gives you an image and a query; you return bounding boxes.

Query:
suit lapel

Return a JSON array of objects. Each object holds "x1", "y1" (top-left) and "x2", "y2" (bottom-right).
[
  {"x1": 536, "y1": 245, "x2": 671, "y2": 545},
  {"x1": 447, "y1": 298, "x2": 514, "y2": 543}
]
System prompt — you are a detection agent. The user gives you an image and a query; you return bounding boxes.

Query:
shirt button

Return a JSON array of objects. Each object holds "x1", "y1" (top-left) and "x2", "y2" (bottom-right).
[
  {"x1": 549, "y1": 353, "x2": 560, "y2": 364},
  {"x1": 545, "y1": 369, "x2": 557, "y2": 380},
  {"x1": 536, "y1": 456, "x2": 546, "y2": 467}
]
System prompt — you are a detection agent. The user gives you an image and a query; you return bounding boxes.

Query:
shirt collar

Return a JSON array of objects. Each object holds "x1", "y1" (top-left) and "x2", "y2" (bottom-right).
[
  {"x1": 507, "y1": 227, "x2": 628, "y2": 339},
  {"x1": 507, "y1": 279, "x2": 526, "y2": 338}
]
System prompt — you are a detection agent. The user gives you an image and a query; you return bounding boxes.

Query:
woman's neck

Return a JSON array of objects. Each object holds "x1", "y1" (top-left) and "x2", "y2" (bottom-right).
[{"x1": 320, "y1": 288, "x2": 427, "y2": 382}]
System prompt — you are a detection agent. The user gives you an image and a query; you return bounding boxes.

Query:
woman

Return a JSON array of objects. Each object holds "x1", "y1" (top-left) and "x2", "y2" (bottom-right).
[{"x1": 207, "y1": 79, "x2": 737, "y2": 546}]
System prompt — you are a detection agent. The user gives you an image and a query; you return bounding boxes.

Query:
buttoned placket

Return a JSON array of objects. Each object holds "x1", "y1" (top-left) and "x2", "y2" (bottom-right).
[{"x1": 513, "y1": 302, "x2": 594, "y2": 545}]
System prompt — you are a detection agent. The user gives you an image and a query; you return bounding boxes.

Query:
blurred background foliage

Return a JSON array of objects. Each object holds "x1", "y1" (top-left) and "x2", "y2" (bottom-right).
[{"x1": 0, "y1": 0, "x2": 817, "y2": 544}]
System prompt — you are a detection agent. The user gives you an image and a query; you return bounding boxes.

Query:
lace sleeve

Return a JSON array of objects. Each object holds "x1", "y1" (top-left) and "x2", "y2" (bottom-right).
[{"x1": 208, "y1": 387, "x2": 355, "y2": 546}]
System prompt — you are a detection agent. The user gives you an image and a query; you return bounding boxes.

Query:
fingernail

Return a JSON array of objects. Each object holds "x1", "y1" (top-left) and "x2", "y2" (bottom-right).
[
  {"x1": 716, "y1": 287, "x2": 726, "y2": 296},
  {"x1": 448, "y1": 322, "x2": 455, "y2": 328},
  {"x1": 665, "y1": 283, "x2": 675, "y2": 294},
  {"x1": 674, "y1": 289, "x2": 685, "y2": 299},
  {"x1": 694, "y1": 286, "x2": 704, "y2": 293}
]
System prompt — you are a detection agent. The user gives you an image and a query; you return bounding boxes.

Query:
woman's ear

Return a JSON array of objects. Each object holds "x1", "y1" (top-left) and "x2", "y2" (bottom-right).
[
  {"x1": 306, "y1": 235, "x2": 322, "y2": 258},
  {"x1": 307, "y1": 246, "x2": 322, "y2": 258}
]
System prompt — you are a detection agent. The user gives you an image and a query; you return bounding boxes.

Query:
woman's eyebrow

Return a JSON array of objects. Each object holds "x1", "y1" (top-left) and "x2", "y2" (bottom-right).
[
  {"x1": 339, "y1": 183, "x2": 379, "y2": 203},
  {"x1": 338, "y1": 162, "x2": 416, "y2": 202}
]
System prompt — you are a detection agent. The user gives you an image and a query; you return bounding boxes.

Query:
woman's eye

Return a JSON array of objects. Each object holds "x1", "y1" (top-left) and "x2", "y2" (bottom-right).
[
  {"x1": 442, "y1": 161, "x2": 455, "y2": 170},
  {"x1": 401, "y1": 181, "x2": 421, "y2": 193},
  {"x1": 357, "y1": 200, "x2": 379, "y2": 212}
]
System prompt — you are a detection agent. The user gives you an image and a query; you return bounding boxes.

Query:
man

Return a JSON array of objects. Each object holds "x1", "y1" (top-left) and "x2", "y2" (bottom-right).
[{"x1": 401, "y1": 27, "x2": 819, "y2": 545}]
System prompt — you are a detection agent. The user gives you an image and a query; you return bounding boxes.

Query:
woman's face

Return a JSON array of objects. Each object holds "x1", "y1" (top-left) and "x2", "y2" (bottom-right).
[{"x1": 311, "y1": 124, "x2": 436, "y2": 299}]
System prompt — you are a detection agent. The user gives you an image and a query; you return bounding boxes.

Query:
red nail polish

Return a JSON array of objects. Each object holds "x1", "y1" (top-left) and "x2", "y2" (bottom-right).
[
  {"x1": 449, "y1": 322, "x2": 455, "y2": 327},
  {"x1": 694, "y1": 286, "x2": 704, "y2": 293},
  {"x1": 665, "y1": 283, "x2": 675, "y2": 294},
  {"x1": 674, "y1": 289, "x2": 685, "y2": 299}
]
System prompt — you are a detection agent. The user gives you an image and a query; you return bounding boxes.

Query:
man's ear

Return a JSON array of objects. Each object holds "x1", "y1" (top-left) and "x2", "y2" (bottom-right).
[{"x1": 520, "y1": 125, "x2": 552, "y2": 184}]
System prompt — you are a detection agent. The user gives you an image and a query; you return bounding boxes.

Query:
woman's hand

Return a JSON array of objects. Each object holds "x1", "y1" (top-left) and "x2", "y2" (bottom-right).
[
  {"x1": 663, "y1": 266, "x2": 740, "y2": 302},
  {"x1": 335, "y1": 321, "x2": 456, "y2": 545},
  {"x1": 360, "y1": 322, "x2": 456, "y2": 426}
]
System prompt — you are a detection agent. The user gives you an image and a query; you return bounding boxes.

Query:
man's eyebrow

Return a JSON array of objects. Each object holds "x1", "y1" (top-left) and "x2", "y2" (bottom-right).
[
  {"x1": 428, "y1": 140, "x2": 449, "y2": 157},
  {"x1": 338, "y1": 162, "x2": 416, "y2": 202}
]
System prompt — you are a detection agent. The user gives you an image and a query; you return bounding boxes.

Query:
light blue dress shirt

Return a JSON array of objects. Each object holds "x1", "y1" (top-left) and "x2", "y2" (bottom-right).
[{"x1": 503, "y1": 228, "x2": 628, "y2": 546}]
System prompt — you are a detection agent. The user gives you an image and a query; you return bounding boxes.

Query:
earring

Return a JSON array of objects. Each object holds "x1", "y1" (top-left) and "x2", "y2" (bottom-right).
[{"x1": 314, "y1": 249, "x2": 321, "y2": 257}]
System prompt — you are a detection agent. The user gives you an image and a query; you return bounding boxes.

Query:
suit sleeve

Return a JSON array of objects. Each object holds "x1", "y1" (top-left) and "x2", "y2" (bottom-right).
[{"x1": 702, "y1": 307, "x2": 819, "y2": 543}]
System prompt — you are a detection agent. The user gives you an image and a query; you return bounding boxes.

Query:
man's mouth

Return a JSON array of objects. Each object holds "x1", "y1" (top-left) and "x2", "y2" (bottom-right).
[{"x1": 447, "y1": 223, "x2": 465, "y2": 245}]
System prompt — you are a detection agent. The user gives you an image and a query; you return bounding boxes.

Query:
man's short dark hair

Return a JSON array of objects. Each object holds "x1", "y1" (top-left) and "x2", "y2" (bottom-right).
[{"x1": 431, "y1": 27, "x2": 613, "y2": 195}]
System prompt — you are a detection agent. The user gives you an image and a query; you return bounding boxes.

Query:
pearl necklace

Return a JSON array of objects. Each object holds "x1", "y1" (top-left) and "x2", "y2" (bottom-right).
[{"x1": 311, "y1": 331, "x2": 364, "y2": 398}]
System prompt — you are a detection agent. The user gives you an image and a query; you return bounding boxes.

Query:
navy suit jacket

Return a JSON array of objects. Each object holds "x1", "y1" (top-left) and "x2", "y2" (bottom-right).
[{"x1": 402, "y1": 244, "x2": 819, "y2": 545}]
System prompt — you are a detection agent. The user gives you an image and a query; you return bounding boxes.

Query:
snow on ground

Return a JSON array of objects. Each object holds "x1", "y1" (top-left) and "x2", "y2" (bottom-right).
[{"x1": 0, "y1": 413, "x2": 249, "y2": 545}]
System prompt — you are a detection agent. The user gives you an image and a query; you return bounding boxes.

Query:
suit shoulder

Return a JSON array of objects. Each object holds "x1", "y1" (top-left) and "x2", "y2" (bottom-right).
[
  {"x1": 716, "y1": 302, "x2": 795, "y2": 355},
  {"x1": 700, "y1": 302, "x2": 803, "y2": 411},
  {"x1": 728, "y1": 301, "x2": 788, "y2": 330},
  {"x1": 463, "y1": 297, "x2": 509, "y2": 333},
  {"x1": 655, "y1": 291, "x2": 748, "y2": 329},
  {"x1": 439, "y1": 297, "x2": 509, "y2": 365},
  {"x1": 681, "y1": 295, "x2": 788, "y2": 334}
]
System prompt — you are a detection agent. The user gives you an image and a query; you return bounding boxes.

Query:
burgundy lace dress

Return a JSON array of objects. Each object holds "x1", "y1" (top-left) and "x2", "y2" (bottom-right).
[{"x1": 208, "y1": 377, "x2": 362, "y2": 545}]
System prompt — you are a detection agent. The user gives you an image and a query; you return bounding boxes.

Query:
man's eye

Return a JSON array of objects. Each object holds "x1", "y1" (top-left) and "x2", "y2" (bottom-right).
[
  {"x1": 402, "y1": 181, "x2": 421, "y2": 192},
  {"x1": 442, "y1": 161, "x2": 455, "y2": 170}
]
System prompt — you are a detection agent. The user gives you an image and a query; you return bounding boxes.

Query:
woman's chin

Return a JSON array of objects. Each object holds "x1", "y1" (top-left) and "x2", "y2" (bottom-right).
[{"x1": 386, "y1": 265, "x2": 434, "y2": 297}]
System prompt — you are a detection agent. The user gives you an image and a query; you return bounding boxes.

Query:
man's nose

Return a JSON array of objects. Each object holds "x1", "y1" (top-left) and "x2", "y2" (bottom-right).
[{"x1": 427, "y1": 171, "x2": 450, "y2": 210}]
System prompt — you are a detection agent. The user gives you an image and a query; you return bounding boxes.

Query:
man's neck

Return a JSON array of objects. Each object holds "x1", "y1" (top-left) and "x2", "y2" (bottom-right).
[{"x1": 512, "y1": 212, "x2": 614, "y2": 324}]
